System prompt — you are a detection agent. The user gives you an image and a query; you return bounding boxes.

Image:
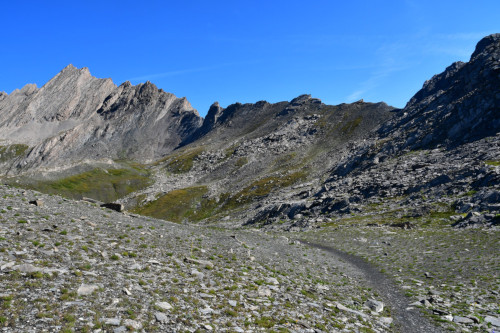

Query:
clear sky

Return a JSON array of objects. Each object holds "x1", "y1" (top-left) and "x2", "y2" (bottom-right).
[{"x1": 1, "y1": 1, "x2": 498, "y2": 116}]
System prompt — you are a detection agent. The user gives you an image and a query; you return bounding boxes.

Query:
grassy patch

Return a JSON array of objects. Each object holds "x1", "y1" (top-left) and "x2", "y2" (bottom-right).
[
  {"x1": 0, "y1": 144, "x2": 30, "y2": 162},
  {"x1": 223, "y1": 171, "x2": 306, "y2": 210},
  {"x1": 340, "y1": 116, "x2": 362, "y2": 135},
  {"x1": 235, "y1": 157, "x2": 248, "y2": 167},
  {"x1": 485, "y1": 160, "x2": 500, "y2": 166},
  {"x1": 24, "y1": 167, "x2": 151, "y2": 202},
  {"x1": 160, "y1": 147, "x2": 204, "y2": 173},
  {"x1": 132, "y1": 186, "x2": 214, "y2": 223}
]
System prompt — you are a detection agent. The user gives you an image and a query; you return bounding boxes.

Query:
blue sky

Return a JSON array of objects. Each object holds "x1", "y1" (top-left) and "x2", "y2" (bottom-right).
[{"x1": 1, "y1": 1, "x2": 498, "y2": 116}]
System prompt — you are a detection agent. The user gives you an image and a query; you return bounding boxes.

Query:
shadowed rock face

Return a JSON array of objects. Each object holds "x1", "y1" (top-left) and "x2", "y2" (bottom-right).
[
  {"x1": 379, "y1": 33, "x2": 500, "y2": 151},
  {"x1": 0, "y1": 65, "x2": 202, "y2": 173}
]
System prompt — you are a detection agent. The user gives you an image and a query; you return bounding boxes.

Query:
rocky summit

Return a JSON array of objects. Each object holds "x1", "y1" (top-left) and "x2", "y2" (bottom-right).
[{"x1": 0, "y1": 34, "x2": 499, "y2": 332}]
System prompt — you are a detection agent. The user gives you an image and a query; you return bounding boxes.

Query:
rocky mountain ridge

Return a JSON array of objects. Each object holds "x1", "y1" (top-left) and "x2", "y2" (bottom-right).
[{"x1": 0, "y1": 65, "x2": 201, "y2": 174}]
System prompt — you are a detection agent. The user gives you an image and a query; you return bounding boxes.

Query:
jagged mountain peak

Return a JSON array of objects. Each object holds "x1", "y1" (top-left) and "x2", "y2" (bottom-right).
[
  {"x1": 0, "y1": 65, "x2": 203, "y2": 171},
  {"x1": 471, "y1": 33, "x2": 500, "y2": 59}
]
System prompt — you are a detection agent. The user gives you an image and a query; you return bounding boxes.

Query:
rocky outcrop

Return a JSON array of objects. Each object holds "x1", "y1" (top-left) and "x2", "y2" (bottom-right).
[
  {"x1": 381, "y1": 33, "x2": 500, "y2": 151},
  {"x1": 0, "y1": 65, "x2": 202, "y2": 173}
]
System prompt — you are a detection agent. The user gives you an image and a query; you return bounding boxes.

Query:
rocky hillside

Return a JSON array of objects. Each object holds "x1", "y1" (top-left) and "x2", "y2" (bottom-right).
[{"x1": 235, "y1": 33, "x2": 500, "y2": 230}]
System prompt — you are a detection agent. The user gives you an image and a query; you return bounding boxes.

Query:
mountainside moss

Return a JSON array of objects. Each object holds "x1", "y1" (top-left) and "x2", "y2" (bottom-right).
[{"x1": 25, "y1": 167, "x2": 151, "y2": 202}]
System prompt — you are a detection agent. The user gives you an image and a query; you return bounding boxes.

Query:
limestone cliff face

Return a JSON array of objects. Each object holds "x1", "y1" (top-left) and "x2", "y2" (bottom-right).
[
  {"x1": 0, "y1": 65, "x2": 115, "y2": 145},
  {"x1": 0, "y1": 65, "x2": 202, "y2": 173}
]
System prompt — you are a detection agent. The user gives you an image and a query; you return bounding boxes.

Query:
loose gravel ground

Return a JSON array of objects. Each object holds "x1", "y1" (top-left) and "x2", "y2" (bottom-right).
[
  {"x1": 1, "y1": 185, "x2": 399, "y2": 332},
  {"x1": 302, "y1": 221, "x2": 500, "y2": 332}
]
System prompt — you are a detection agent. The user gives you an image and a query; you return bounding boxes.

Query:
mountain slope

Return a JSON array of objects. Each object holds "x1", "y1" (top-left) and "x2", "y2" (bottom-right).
[
  {"x1": 256, "y1": 33, "x2": 500, "y2": 230},
  {"x1": 0, "y1": 65, "x2": 202, "y2": 174}
]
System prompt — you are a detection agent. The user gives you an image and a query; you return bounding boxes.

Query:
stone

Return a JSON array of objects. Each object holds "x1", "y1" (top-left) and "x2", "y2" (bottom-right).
[
  {"x1": 0, "y1": 261, "x2": 15, "y2": 270},
  {"x1": 200, "y1": 307, "x2": 213, "y2": 315},
  {"x1": 101, "y1": 203, "x2": 124, "y2": 212},
  {"x1": 191, "y1": 269, "x2": 205, "y2": 279},
  {"x1": 453, "y1": 316, "x2": 474, "y2": 324},
  {"x1": 443, "y1": 314, "x2": 453, "y2": 321},
  {"x1": 485, "y1": 316, "x2": 500, "y2": 327},
  {"x1": 228, "y1": 300, "x2": 237, "y2": 307},
  {"x1": 156, "y1": 301, "x2": 173, "y2": 311},
  {"x1": 102, "y1": 318, "x2": 121, "y2": 326},
  {"x1": 258, "y1": 287, "x2": 271, "y2": 297},
  {"x1": 77, "y1": 284, "x2": 99, "y2": 296},
  {"x1": 154, "y1": 312, "x2": 169, "y2": 324},
  {"x1": 379, "y1": 317, "x2": 393, "y2": 325},
  {"x1": 129, "y1": 263, "x2": 141, "y2": 270},
  {"x1": 14, "y1": 263, "x2": 41, "y2": 273},
  {"x1": 184, "y1": 257, "x2": 214, "y2": 269},
  {"x1": 266, "y1": 277, "x2": 279, "y2": 285},
  {"x1": 336, "y1": 302, "x2": 368, "y2": 318},
  {"x1": 123, "y1": 319, "x2": 142, "y2": 330},
  {"x1": 364, "y1": 299, "x2": 384, "y2": 313}
]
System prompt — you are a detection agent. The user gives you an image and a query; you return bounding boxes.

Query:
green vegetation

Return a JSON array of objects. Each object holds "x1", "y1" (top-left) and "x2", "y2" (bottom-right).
[
  {"x1": 133, "y1": 171, "x2": 306, "y2": 223},
  {"x1": 23, "y1": 167, "x2": 151, "y2": 202},
  {"x1": 340, "y1": 116, "x2": 362, "y2": 135},
  {"x1": 485, "y1": 160, "x2": 500, "y2": 166},
  {"x1": 0, "y1": 144, "x2": 30, "y2": 162},
  {"x1": 235, "y1": 157, "x2": 248, "y2": 167},
  {"x1": 224, "y1": 171, "x2": 306, "y2": 210},
  {"x1": 132, "y1": 186, "x2": 217, "y2": 223},
  {"x1": 162, "y1": 147, "x2": 204, "y2": 173}
]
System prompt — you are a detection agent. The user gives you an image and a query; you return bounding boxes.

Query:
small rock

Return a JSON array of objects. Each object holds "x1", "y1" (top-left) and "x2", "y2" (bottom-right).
[
  {"x1": 102, "y1": 318, "x2": 121, "y2": 326},
  {"x1": 100, "y1": 203, "x2": 124, "y2": 212},
  {"x1": 266, "y1": 277, "x2": 279, "y2": 285},
  {"x1": 156, "y1": 302, "x2": 173, "y2": 311},
  {"x1": 203, "y1": 324, "x2": 213, "y2": 331},
  {"x1": 200, "y1": 307, "x2": 213, "y2": 315},
  {"x1": 184, "y1": 257, "x2": 214, "y2": 269},
  {"x1": 453, "y1": 316, "x2": 474, "y2": 324},
  {"x1": 379, "y1": 317, "x2": 393, "y2": 325},
  {"x1": 129, "y1": 263, "x2": 142, "y2": 270},
  {"x1": 228, "y1": 300, "x2": 237, "y2": 307},
  {"x1": 365, "y1": 299, "x2": 384, "y2": 313},
  {"x1": 154, "y1": 312, "x2": 169, "y2": 324},
  {"x1": 15, "y1": 263, "x2": 42, "y2": 273},
  {"x1": 123, "y1": 319, "x2": 142, "y2": 330},
  {"x1": 258, "y1": 287, "x2": 271, "y2": 297},
  {"x1": 77, "y1": 284, "x2": 99, "y2": 296},
  {"x1": 0, "y1": 261, "x2": 15, "y2": 271},
  {"x1": 443, "y1": 314, "x2": 453, "y2": 321},
  {"x1": 29, "y1": 200, "x2": 43, "y2": 207},
  {"x1": 122, "y1": 287, "x2": 131, "y2": 296},
  {"x1": 191, "y1": 269, "x2": 205, "y2": 279},
  {"x1": 485, "y1": 315, "x2": 500, "y2": 327}
]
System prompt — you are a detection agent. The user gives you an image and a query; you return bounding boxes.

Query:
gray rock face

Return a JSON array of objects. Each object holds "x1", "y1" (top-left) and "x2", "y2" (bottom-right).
[
  {"x1": 0, "y1": 65, "x2": 202, "y2": 174},
  {"x1": 382, "y1": 33, "x2": 500, "y2": 151}
]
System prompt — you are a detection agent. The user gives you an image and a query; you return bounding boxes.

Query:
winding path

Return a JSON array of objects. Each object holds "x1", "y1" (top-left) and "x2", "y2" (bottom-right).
[{"x1": 299, "y1": 240, "x2": 444, "y2": 333}]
